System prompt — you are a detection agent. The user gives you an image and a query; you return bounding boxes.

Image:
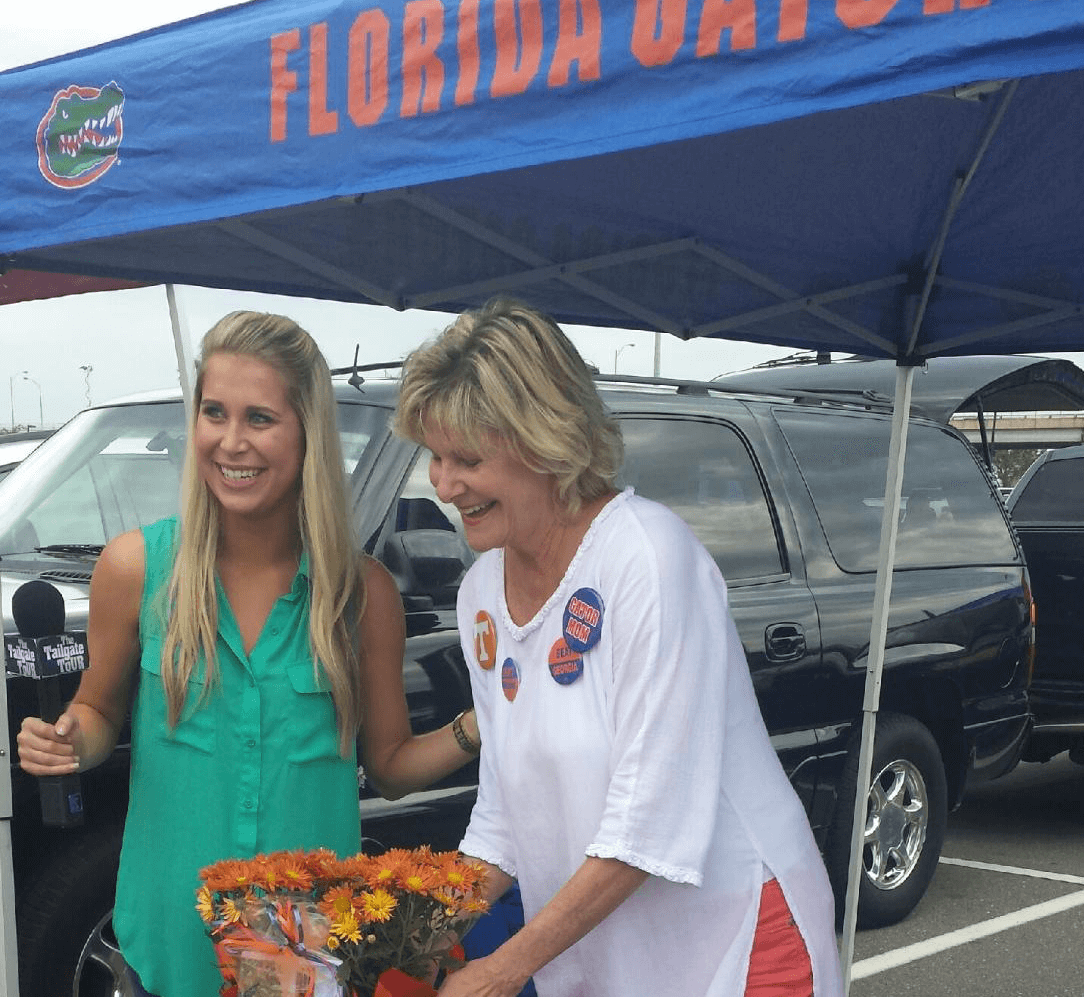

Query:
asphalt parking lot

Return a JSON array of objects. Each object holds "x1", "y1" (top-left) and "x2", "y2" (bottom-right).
[{"x1": 849, "y1": 752, "x2": 1084, "y2": 997}]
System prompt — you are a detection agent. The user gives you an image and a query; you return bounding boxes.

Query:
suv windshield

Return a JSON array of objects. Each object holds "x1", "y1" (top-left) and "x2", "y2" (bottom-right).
[{"x1": 0, "y1": 398, "x2": 389, "y2": 556}]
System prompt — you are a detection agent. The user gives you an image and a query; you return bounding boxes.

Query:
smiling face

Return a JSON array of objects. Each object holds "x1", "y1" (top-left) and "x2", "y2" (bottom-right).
[
  {"x1": 195, "y1": 352, "x2": 304, "y2": 525},
  {"x1": 424, "y1": 422, "x2": 559, "y2": 556}
]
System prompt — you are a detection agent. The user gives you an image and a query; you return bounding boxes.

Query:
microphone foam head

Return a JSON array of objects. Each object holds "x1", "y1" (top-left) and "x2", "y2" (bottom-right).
[{"x1": 11, "y1": 579, "x2": 66, "y2": 639}]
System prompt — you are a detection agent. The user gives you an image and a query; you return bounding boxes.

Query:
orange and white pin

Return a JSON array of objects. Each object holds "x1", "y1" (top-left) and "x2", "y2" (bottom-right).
[{"x1": 474, "y1": 610, "x2": 497, "y2": 670}]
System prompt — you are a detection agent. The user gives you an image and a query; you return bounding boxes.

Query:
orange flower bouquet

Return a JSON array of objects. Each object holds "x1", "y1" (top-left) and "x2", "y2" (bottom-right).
[{"x1": 196, "y1": 846, "x2": 489, "y2": 997}]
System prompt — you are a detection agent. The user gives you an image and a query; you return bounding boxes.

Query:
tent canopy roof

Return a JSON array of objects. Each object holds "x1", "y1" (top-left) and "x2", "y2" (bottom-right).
[{"x1": 4, "y1": 2, "x2": 1084, "y2": 360}]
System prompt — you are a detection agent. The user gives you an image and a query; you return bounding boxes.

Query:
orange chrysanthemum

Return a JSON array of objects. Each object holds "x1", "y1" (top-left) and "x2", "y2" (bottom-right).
[
  {"x1": 246, "y1": 855, "x2": 282, "y2": 892},
  {"x1": 277, "y1": 852, "x2": 315, "y2": 893},
  {"x1": 200, "y1": 858, "x2": 254, "y2": 894},
  {"x1": 367, "y1": 856, "x2": 402, "y2": 888},
  {"x1": 306, "y1": 848, "x2": 343, "y2": 883},
  {"x1": 318, "y1": 884, "x2": 358, "y2": 920},
  {"x1": 398, "y1": 864, "x2": 439, "y2": 896},
  {"x1": 443, "y1": 866, "x2": 467, "y2": 889}
]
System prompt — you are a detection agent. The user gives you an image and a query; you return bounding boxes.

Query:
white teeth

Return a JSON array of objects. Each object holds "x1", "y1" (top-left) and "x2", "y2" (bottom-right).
[
  {"x1": 220, "y1": 466, "x2": 259, "y2": 480},
  {"x1": 463, "y1": 501, "x2": 493, "y2": 516}
]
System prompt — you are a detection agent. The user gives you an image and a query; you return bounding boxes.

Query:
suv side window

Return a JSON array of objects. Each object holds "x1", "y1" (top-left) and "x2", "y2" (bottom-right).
[
  {"x1": 1012, "y1": 453, "x2": 1082, "y2": 522},
  {"x1": 775, "y1": 410, "x2": 1017, "y2": 571},
  {"x1": 618, "y1": 417, "x2": 784, "y2": 582}
]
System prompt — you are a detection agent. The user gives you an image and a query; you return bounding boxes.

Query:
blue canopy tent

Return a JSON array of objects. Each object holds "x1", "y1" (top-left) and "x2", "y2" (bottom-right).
[
  {"x1": 4, "y1": 2, "x2": 1084, "y2": 993},
  {"x1": 2, "y1": 1, "x2": 1084, "y2": 361}
]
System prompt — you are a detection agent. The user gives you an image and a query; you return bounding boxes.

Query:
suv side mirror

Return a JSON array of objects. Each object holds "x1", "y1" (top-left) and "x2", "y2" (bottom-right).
[{"x1": 383, "y1": 529, "x2": 472, "y2": 608}]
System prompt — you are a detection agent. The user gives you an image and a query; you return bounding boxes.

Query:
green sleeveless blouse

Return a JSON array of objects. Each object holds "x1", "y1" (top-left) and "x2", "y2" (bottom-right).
[{"x1": 113, "y1": 518, "x2": 361, "y2": 997}]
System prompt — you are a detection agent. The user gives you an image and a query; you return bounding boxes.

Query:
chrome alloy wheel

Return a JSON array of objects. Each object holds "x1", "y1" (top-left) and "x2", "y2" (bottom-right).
[
  {"x1": 862, "y1": 758, "x2": 929, "y2": 891},
  {"x1": 74, "y1": 910, "x2": 139, "y2": 997}
]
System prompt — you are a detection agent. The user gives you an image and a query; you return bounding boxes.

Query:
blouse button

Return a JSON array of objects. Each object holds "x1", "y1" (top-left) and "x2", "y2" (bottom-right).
[
  {"x1": 246, "y1": 738, "x2": 256, "y2": 748},
  {"x1": 243, "y1": 800, "x2": 253, "y2": 810},
  {"x1": 270, "y1": 626, "x2": 280, "y2": 636}
]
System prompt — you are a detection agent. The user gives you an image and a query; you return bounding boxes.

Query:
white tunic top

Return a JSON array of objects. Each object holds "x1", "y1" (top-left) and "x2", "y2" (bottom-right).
[{"x1": 458, "y1": 490, "x2": 844, "y2": 997}]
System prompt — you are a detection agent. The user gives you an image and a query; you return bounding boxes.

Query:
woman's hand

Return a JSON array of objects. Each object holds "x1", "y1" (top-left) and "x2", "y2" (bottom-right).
[
  {"x1": 17, "y1": 710, "x2": 82, "y2": 775},
  {"x1": 437, "y1": 955, "x2": 528, "y2": 997},
  {"x1": 19, "y1": 528, "x2": 146, "y2": 780}
]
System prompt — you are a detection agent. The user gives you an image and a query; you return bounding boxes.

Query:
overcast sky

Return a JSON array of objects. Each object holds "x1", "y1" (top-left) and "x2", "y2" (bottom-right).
[{"x1": 2, "y1": 3, "x2": 1081, "y2": 430}]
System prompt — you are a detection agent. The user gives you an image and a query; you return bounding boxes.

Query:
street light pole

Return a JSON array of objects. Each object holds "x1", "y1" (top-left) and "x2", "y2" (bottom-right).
[
  {"x1": 21, "y1": 374, "x2": 43, "y2": 428},
  {"x1": 614, "y1": 342, "x2": 635, "y2": 373},
  {"x1": 8, "y1": 371, "x2": 26, "y2": 430},
  {"x1": 79, "y1": 365, "x2": 94, "y2": 408}
]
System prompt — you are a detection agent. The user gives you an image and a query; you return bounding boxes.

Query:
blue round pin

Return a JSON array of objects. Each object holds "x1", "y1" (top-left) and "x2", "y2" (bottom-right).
[
  {"x1": 562, "y1": 587, "x2": 605, "y2": 653},
  {"x1": 548, "y1": 638, "x2": 584, "y2": 686},
  {"x1": 501, "y1": 658, "x2": 520, "y2": 702}
]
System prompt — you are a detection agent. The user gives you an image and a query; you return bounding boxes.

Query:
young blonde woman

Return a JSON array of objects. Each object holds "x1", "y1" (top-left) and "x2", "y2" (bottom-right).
[
  {"x1": 16, "y1": 311, "x2": 481, "y2": 997},
  {"x1": 395, "y1": 299, "x2": 844, "y2": 997}
]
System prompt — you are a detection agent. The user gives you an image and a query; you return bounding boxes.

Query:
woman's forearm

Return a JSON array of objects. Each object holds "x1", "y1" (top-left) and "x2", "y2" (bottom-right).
[
  {"x1": 438, "y1": 857, "x2": 649, "y2": 995},
  {"x1": 491, "y1": 857, "x2": 648, "y2": 978},
  {"x1": 365, "y1": 710, "x2": 481, "y2": 800}
]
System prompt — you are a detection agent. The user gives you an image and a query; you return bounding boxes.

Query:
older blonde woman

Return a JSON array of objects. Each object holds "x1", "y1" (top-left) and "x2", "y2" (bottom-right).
[
  {"x1": 395, "y1": 299, "x2": 844, "y2": 997},
  {"x1": 18, "y1": 311, "x2": 481, "y2": 997}
]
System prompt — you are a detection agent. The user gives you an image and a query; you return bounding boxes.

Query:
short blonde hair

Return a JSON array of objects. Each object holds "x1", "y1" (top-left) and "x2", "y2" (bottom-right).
[{"x1": 394, "y1": 299, "x2": 623, "y2": 515}]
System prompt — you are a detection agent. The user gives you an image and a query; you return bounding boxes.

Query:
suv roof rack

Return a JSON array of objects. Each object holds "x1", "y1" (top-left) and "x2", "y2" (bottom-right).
[
  {"x1": 595, "y1": 372, "x2": 753, "y2": 395},
  {"x1": 330, "y1": 365, "x2": 896, "y2": 413},
  {"x1": 594, "y1": 373, "x2": 897, "y2": 411},
  {"x1": 787, "y1": 387, "x2": 896, "y2": 410}
]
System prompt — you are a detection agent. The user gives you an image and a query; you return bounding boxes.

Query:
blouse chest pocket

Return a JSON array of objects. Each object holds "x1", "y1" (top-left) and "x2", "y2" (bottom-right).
[
  {"x1": 284, "y1": 661, "x2": 344, "y2": 765},
  {"x1": 136, "y1": 645, "x2": 217, "y2": 755}
]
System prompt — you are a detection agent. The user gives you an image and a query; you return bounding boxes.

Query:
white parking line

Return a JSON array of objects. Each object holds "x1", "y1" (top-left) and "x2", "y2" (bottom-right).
[
  {"x1": 850, "y1": 858, "x2": 1084, "y2": 980},
  {"x1": 938, "y1": 856, "x2": 1084, "y2": 885}
]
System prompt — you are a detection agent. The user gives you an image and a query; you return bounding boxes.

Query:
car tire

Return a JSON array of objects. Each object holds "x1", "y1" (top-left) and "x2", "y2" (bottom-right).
[
  {"x1": 16, "y1": 821, "x2": 122, "y2": 997},
  {"x1": 825, "y1": 711, "x2": 948, "y2": 929}
]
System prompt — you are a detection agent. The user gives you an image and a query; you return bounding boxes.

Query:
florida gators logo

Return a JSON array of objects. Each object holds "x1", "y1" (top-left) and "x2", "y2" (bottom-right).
[{"x1": 36, "y1": 82, "x2": 125, "y2": 189}]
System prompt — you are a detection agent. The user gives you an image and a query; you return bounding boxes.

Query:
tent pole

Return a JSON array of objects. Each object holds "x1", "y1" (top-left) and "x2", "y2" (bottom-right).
[
  {"x1": 165, "y1": 284, "x2": 197, "y2": 419},
  {"x1": 839, "y1": 362, "x2": 916, "y2": 993},
  {"x1": 0, "y1": 630, "x2": 20, "y2": 996}
]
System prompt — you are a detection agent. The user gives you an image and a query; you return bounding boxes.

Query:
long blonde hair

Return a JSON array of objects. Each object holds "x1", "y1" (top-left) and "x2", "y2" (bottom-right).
[
  {"x1": 160, "y1": 311, "x2": 364, "y2": 755},
  {"x1": 394, "y1": 298, "x2": 623, "y2": 516}
]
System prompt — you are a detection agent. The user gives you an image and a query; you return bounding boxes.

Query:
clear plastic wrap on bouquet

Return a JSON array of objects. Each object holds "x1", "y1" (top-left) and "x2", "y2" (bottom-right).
[{"x1": 212, "y1": 895, "x2": 342, "y2": 997}]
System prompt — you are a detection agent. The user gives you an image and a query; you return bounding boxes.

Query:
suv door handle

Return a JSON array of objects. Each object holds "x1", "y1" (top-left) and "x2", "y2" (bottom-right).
[{"x1": 765, "y1": 623, "x2": 806, "y2": 662}]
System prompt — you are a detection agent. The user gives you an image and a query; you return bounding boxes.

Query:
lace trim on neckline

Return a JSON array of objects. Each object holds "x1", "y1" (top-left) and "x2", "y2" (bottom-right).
[{"x1": 497, "y1": 487, "x2": 633, "y2": 640}]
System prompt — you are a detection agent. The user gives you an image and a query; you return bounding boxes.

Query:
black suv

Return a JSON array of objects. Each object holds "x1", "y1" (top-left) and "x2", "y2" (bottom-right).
[{"x1": 1, "y1": 373, "x2": 1032, "y2": 997}]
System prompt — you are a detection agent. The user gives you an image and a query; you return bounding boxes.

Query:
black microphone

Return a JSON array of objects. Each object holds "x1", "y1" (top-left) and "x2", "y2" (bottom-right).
[{"x1": 5, "y1": 579, "x2": 88, "y2": 827}]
